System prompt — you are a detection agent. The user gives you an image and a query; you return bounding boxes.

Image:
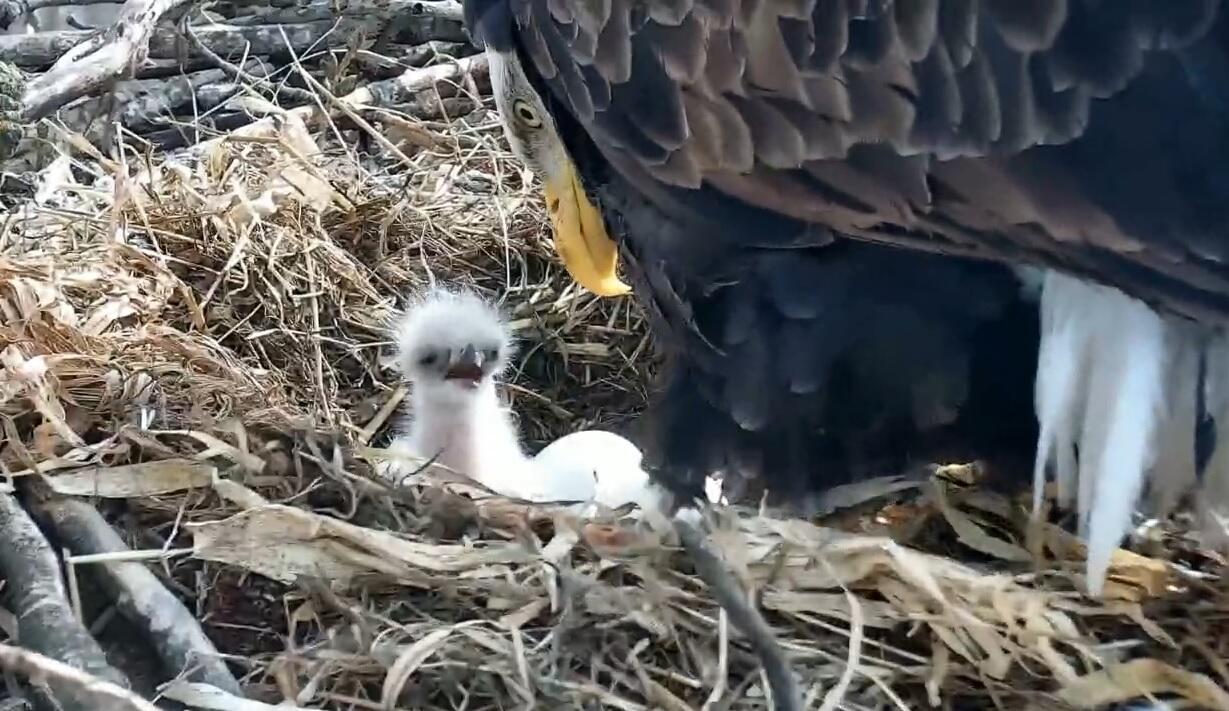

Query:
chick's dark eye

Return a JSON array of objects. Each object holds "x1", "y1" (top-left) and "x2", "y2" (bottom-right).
[
  {"x1": 484, "y1": 348, "x2": 500, "y2": 362},
  {"x1": 418, "y1": 352, "x2": 437, "y2": 366}
]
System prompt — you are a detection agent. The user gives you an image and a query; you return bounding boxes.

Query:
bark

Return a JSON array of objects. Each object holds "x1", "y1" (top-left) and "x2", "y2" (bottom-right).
[
  {"x1": 672, "y1": 512, "x2": 803, "y2": 711},
  {"x1": 0, "y1": 0, "x2": 466, "y2": 68},
  {"x1": 27, "y1": 494, "x2": 242, "y2": 697},
  {"x1": 0, "y1": 644, "x2": 158, "y2": 711},
  {"x1": 23, "y1": 0, "x2": 198, "y2": 120},
  {"x1": 0, "y1": 492, "x2": 131, "y2": 710}
]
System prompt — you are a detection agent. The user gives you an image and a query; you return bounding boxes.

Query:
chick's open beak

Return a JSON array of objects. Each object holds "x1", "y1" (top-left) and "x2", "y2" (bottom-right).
[
  {"x1": 542, "y1": 160, "x2": 632, "y2": 297},
  {"x1": 445, "y1": 345, "x2": 484, "y2": 387}
]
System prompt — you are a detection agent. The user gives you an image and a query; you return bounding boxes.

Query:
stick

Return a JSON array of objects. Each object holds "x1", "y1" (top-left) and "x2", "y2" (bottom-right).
[
  {"x1": 0, "y1": 643, "x2": 158, "y2": 711},
  {"x1": 22, "y1": 0, "x2": 196, "y2": 120},
  {"x1": 672, "y1": 509, "x2": 802, "y2": 711},
  {"x1": 0, "y1": 1, "x2": 467, "y2": 70},
  {"x1": 27, "y1": 493, "x2": 243, "y2": 697},
  {"x1": 0, "y1": 493, "x2": 131, "y2": 708},
  {"x1": 176, "y1": 54, "x2": 487, "y2": 157}
]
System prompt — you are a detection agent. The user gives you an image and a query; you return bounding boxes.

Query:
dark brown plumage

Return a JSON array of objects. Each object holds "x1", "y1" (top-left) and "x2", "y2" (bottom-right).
[{"x1": 467, "y1": 0, "x2": 1229, "y2": 566}]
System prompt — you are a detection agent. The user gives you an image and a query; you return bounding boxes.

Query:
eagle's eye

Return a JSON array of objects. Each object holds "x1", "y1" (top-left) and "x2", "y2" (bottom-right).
[{"x1": 512, "y1": 99, "x2": 542, "y2": 128}]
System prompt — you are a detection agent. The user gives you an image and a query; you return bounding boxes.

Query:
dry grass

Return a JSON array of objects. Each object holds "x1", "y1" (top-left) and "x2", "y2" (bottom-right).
[{"x1": 1, "y1": 56, "x2": 1227, "y2": 711}]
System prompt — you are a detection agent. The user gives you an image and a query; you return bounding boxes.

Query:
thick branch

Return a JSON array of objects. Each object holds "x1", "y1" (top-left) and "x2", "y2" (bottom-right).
[
  {"x1": 0, "y1": 0, "x2": 466, "y2": 69},
  {"x1": 222, "y1": 0, "x2": 463, "y2": 35},
  {"x1": 28, "y1": 494, "x2": 242, "y2": 697},
  {"x1": 22, "y1": 0, "x2": 196, "y2": 120},
  {"x1": 672, "y1": 510, "x2": 802, "y2": 711},
  {"x1": 0, "y1": 492, "x2": 130, "y2": 708},
  {"x1": 0, "y1": 644, "x2": 158, "y2": 711},
  {"x1": 169, "y1": 54, "x2": 488, "y2": 156}
]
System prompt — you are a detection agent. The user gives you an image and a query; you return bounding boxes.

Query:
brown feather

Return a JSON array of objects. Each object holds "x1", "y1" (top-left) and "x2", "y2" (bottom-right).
[
  {"x1": 1028, "y1": 60, "x2": 1089, "y2": 145},
  {"x1": 779, "y1": 17, "x2": 816, "y2": 68},
  {"x1": 644, "y1": 14, "x2": 709, "y2": 83},
  {"x1": 702, "y1": 28, "x2": 749, "y2": 95},
  {"x1": 809, "y1": 0, "x2": 848, "y2": 72},
  {"x1": 728, "y1": 95, "x2": 807, "y2": 168},
  {"x1": 910, "y1": 39, "x2": 962, "y2": 152},
  {"x1": 844, "y1": 5, "x2": 899, "y2": 69},
  {"x1": 1046, "y1": 3, "x2": 1143, "y2": 98},
  {"x1": 1128, "y1": 0, "x2": 1220, "y2": 50},
  {"x1": 773, "y1": 100, "x2": 851, "y2": 159},
  {"x1": 984, "y1": 0, "x2": 1068, "y2": 52},
  {"x1": 649, "y1": 146, "x2": 705, "y2": 188},
  {"x1": 697, "y1": 0, "x2": 737, "y2": 26},
  {"x1": 546, "y1": 0, "x2": 572, "y2": 24},
  {"x1": 938, "y1": 0, "x2": 979, "y2": 69},
  {"x1": 982, "y1": 35, "x2": 1039, "y2": 153},
  {"x1": 953, "y1": 49, "x2": 1002, "y2": 153},
  {"x1": 570, "y1": 0, "x2": 610, "y2": 38},
  {"x1": 703, "y1": 94, "x2": 757, "y2": 171},
  {"x1": 802, "y1": 74, "x2": 852, "y2": 121},
  {"x1": 569, "y1": 26, "x2": 598, "y2": 63},
  {"x1": 847, "y1": 145, "x2": 933, "y2": 212},
  {"x1": 681, "y1": 91, "x2": 728, "y2": 170},
  {"x1": 742, "y1": 0, "x2": 810, "y2": 103},
  {"x1": 843, "y1": 60, "x2": 917, "y2": 148},
  {"x1": 605, "y1": 39, "x2": 689, "y2": 151},
  {"x1": 894, "y1": 0, "x2": 939, "y2": 63},
  {"x1": 593, "y1": 0, "x2": 633, "y2": 83},
  {"x1": 803, "y1": 158, "x2": 918, "y2": 228},
  {"x1": 648, "y1": 0, "x2": 694, "y2": 26}
]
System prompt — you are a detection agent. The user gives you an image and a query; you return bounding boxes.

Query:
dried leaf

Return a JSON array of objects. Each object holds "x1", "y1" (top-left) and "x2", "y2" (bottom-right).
[
  {"x1": 934, "y1": 482, "x2": 1031, "y2": 562},
  {"x1": 188, "y1": 504, "x2": 534, "y2": 586},
  {"x1": 160, "y1": 681, "x2": 311, "y2": 710},
  {"x1": 1057, "y1": 659, "x2": 1229, "y2": 708},
  {"x1": 47, "y1": 459, "x2": 214, "y2": 497}
]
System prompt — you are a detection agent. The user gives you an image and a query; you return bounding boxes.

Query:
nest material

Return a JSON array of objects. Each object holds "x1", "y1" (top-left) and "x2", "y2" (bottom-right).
[{"x1": 1, "y1": 62, "x2": 1227, "y2": 711}]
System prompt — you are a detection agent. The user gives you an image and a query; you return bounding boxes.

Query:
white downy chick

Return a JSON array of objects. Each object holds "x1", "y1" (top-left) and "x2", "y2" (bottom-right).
[
  {"x1": 380, "y1": 287, "x2": 532, "y2": 496},
  {"x1": 381, "y1": 286, "x2": 708, "y2": 517},
  {"x1": 531, "y1": 430, "x2": 727, "y2": 513},
  {"x1": 529, "y1": 430, "x2": 665, "y2": 512}
]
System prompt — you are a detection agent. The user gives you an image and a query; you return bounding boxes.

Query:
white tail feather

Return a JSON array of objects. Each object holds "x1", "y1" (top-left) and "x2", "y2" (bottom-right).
[
  {"x1": 1034, "y1": 272, "x2": 1170, "y2": 595},
  {"x1": 1033, "y1": 272, "x2": 1089, "y2": 516},
  {"x1": 1081, "y1": 298, "x2": 1165, "y2": 591},
  {"x1": 1198, "y1": 334, "x2": 1229, "y2": 548},
  {"x1": 1149, "y1": 323, "x2": 1200, "y2": 519}
]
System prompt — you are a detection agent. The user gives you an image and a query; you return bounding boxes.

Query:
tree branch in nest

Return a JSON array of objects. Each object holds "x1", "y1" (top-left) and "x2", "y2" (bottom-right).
[
  {"x1": 26, "y1": 492, "x2": 243, "y2": 697},
  {"x1": 671, "y1": 508, "x2": 802, "y2": 711},
  {"x1": 0, "y1": 643, "x2": 158, "y2": 711},
  {"x1": 0, "y1": 492, "x2": 131, "y2": 708},
  {"x1": 21, "y1": 0, "x2": 196, "y2": 120},
  {"x1": 0, "y1": 0, "x2": 467, "y2": 71},
  {"x1": 0, "y1": 0, "x2": 121, "y2": 29},
  {"x1": 176, "y1": 54, "x2": 488, "y2": 154}
]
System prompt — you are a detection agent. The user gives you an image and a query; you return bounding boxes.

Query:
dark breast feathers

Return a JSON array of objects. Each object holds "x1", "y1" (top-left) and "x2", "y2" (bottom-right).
[{"x1": 467, "y1": 0, "x2": 1229, "y2": 503}]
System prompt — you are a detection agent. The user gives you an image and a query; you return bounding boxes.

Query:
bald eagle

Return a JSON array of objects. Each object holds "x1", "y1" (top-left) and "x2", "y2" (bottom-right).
[{"x1": 463, "y1": 0, "x2": 1229, "y2": 595}]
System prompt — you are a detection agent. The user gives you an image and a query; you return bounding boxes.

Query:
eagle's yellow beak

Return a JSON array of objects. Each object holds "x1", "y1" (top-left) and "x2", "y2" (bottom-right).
[{"x1": 541, "y1": 161, "x2": 631, "y2": 297}]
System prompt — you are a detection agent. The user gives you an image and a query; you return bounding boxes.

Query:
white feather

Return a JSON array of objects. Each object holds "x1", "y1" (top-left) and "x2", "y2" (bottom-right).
[
  {"x1": 1197, "y1": 333, "x2": 1229, "y2": 548},
  {"x1": 1081, "y1": 291, "x2": 1165, "y2": 592},
  {"x1": 1034, "y1": 271, "x2": 1170, "y2": 595},
  {"x1": 1034, "y1": 271, "x2": 1092, "y2": 514}
]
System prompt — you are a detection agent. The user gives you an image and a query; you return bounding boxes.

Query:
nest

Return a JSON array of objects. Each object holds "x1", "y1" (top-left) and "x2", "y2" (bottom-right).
[{"x1": 2, "y1": 59, "x2": 1228, "y2": 711}]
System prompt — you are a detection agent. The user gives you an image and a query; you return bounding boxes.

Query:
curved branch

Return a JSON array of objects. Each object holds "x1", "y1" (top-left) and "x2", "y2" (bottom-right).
[
  {"x1": 30, "y1": 494, "x2": 243, "y2": 697},
  {"x1": 0, "y1": 492, "x2": 131, "y2": 708},
  {"x1": 672, "y1": 508, "x2": 802, "y2": 711}
]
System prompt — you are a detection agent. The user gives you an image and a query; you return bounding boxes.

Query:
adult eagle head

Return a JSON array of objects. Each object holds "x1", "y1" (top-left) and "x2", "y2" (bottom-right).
[{"x1": 463, "y1": 0, "x2": 1229, "y2": 596}]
